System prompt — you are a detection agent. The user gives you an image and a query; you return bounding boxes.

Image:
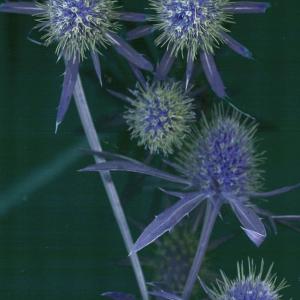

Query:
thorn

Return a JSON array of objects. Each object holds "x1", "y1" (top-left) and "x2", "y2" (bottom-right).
[{"x1": 55, "y1": 121, "x2": 61, "y2": 134}]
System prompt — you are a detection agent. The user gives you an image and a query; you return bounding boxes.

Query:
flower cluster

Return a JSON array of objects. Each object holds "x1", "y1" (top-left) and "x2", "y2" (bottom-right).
[
  {"x1": 1, "y1": 1, "x2": 300, "y2": 300},
  {"x1": 82, "y1": 106, "x2": 300, "y2": 298}
]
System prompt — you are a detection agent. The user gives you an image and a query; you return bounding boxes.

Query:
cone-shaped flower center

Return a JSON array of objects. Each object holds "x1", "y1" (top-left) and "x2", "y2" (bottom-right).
[
  {"x1": 125, "y1": 81, "x2": 195, "y2": 156},
  {"x1": 38, "y1": 0, "x2": 118, "y2": 59},
  {"x1": 181, "y1": 110, "x2": 262, "y2": 196}
]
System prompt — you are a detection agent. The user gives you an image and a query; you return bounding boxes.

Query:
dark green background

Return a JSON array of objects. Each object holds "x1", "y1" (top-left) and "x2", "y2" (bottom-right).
[{"x1": 0, "y1": 0, "x2": 300, "y2": 299}]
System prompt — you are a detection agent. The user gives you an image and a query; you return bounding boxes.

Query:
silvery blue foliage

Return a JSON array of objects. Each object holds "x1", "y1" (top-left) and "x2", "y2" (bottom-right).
[
  {"x1": 0, "y1": 0, "x2": 153, "y2": 129},
  {"x1": 126, "y1": 0, "x2": 270, "y2": 98}
]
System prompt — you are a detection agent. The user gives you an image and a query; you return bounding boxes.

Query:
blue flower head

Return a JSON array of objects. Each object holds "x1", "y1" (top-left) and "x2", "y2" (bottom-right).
[
  {"x1": 180, "y1": 106, "x2": 263, "y2": 197},
  {"x1": 37, "y1": 0, "x2": 119, "y2": 60},
  {"x1": 151, "y1": 0, "x2": 231, "y2": 58},
  {"x1": 208, "y1": 259, "x2": 287, "y2": 300},
  {"x1": 150, "y1": 223, "x2": 199, "y2": 291},
  {"x1": 124, "y1": 79, "x2": 195, "y2": 156},
  {"x1": 149, "y1": 222, "x2": 231, "y2": 294}
]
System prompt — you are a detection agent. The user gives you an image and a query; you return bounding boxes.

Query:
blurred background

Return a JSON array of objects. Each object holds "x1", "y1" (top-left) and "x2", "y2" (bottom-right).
[{"x1": 0, "y1": 0, "x2": 300, "y2": 299}]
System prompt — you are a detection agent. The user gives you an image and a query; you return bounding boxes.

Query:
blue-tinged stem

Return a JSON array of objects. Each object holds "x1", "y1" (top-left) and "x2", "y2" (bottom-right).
[
  {"x1": 73, "y1": 74, "x2": 149, "y2": 300},
  {"x1": 182, "y1": 198, "x2": 222, "y2": 300}
]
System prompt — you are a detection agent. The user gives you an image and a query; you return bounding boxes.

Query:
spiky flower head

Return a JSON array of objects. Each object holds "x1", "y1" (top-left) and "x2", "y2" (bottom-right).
[
  {"x1": 124, "y1": 80, "x2": 195, "y2": 156},
  {"x1": 180, "y1": 106, "x2": 263, "y2": 197},
  {"x1": 36, "y1": 0, "x2": 119, "y2": 60},
  {"x1": 209, "y1": 259, "x2": 287, "y2": 300},
  {"x1": 150, "y1": 224, "x2": 199, "y2": 291},
  {"x1": 150, "y1": 0, "x2": 232, "y2": 58}
]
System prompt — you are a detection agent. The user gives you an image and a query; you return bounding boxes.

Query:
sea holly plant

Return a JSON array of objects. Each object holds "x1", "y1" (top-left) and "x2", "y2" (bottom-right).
[
  {"x1": 0, "y1": 0, "x2": 153, "y2": 130},
  {"x1": 81, "y1": 105, "x2": 300, "y2": 299},
  {"x1": 108, "y1": 63, "x2": 196, "y2": 156},
  {"x1": 126, "y1": 0, "x2": 270, "y2": 97}
]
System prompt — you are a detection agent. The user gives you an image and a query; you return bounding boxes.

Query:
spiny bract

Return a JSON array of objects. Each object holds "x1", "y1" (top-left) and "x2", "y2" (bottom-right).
[
  {"x1": 210, "y1": 259, "x2": 287, "y2": 300},
  {"x1": 37, "y1": 0, "x2": 119, "y2": 60},
  {"x1": 150, "y1": 0, "x2": 231, "y2": 58},
  {"x1": 180, "y1": 106, "x2": 263, "y2": 197},
  {"x1": 124, "y1": 80, "x2": 195, "y2": 156}
]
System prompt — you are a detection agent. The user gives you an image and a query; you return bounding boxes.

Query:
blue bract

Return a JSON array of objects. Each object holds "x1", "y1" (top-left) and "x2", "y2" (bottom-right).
[
  {"x1": 0, "y1": 0, "x2": 153, "y2": 130},
  {"x1": 127, "y1": 0, "x2": 270, "y2": 98}
]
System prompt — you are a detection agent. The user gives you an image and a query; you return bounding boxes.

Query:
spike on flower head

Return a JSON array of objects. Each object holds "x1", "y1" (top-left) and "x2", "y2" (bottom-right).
[
  {"x1": 124, "y1": 80, "x2": 195, "y2": 156},
  {"x1": 36, "y1": 0, "x2": 119, "y2": 60},
  {"x1": 208, "y1": 259, "x2": 287, "y2": 300},
  {"x1": 179, "y1": 106, "x2": 263, "y2": 197},
  {"x1": 150, "y1": 0, "x2": 232, "y2": 58}
]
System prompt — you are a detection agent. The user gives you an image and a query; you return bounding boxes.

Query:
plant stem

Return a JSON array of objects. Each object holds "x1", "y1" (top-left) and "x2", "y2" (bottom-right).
[
  {"x1": 182, "y1": 198, "x2": 222, "y2": 300},
  {"x1": 73, "y1": 74, "x2": 149, "y2": 300}
]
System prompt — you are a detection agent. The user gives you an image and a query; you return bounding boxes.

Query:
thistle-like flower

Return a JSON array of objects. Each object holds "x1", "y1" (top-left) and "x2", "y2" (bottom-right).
[
  {"x1": 126, "y1": 0, "x2": 270, "y2": 97},
  {"x1": 36, "y1": 0, "x2": 119, "y2": 61},
  {"x1": 149, "y1": 222, "x2": 231, "y2": 294},
  {"x1": 150, "y1": 223, "x2": 200, "y2": 291},
  {"x1": 123, "y1": 79, "x2": 195, "y2": 156},
  {"x1": 181, "y1": 106, "x2": 263, "y2": 197},
  {"x1": 207, "y1": 259, "x2": 287, "y2": 300},
  {"x1": 81, "y1": 105, "x2": 300, "y2": 298},
  {"x1": 0, "y1": 0, "x2": 153, "y2": 129},
  {"x1": 153, "y1": 259, "x2": 287, "y2": 300},
  {"x1": 107, "y1": 62, "x2": 196, "y2": 156}
]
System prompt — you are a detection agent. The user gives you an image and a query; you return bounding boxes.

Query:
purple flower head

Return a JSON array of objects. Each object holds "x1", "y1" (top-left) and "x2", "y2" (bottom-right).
[
  {"x1": 206, "y1": 259, "x2": 287, "y2": 300},
  {"x1": 36, "y1": 0, "x2": 120, "y2": 61},
  {"x1": 180, "y1": 106, "x2": 262, "y2": 198},
  {"x1": 124, "y1": 79, "x2": 196, "y2": 156},
  {"x1": 151, "y1": 0, "x2": 231, "y2": 57},
  {"x1": 0, "y1": 0, "x2": 153, "y2": 130},
  {"x1": 149, "y1": 221, "x2": 232, "y2": 294},
  {"x1": 150, "y1": 223, "x2": 200, "y2": 292},
  {"x1": 127, "y1": 0, "x2": 270, "y2": 98}
]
